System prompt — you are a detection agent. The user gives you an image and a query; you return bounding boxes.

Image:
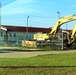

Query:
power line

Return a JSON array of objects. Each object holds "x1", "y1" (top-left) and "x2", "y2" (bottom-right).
[
  {"x1": 22, "y1": 14, "x2": 58, "y2": 18},
  {"x1": 2, "y1": 19, "x2": 55, "y2": 25},
  {"x1": 29, "y1": 15, "x2": 58, "y2": 18},
  {"x1": 31, "y1": 21, "x2": 48, "y2": 24}
]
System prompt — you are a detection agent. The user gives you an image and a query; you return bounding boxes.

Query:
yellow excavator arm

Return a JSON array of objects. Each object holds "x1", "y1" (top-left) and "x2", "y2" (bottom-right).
[
  {"x1": 68, "y1": 23, "x2": 76, "y2": 44},
  {"x1": 49, "y1": 14, "x2": 76, "y2": 35},
  {"x1": 33, "y1": 14, "x2": 76, "y2": 41}
]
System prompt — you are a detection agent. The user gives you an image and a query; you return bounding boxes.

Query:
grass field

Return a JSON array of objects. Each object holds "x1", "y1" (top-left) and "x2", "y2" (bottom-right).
[
  {"x1": 0, "y1": 52, "x2": 76, "y2": 74},
  {"x1": 0, "y1": 53, "x2": 76, "y2": 66},
  {"x1": 0, "y1": 67, "x2": 76, "y2": 75}
]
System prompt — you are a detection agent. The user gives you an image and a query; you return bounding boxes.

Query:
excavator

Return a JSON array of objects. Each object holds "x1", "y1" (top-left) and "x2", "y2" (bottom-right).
[
  {"x1": 49, "y1": 14, "x2": 76, "y2": 35},
  {"x1": 66, "y1": 23, "x2": 76, "y2": 49},
  {"x1": 34, "y1": 14, "x2": 76, "y2": 40},
  {"x1": 68, "y1": 23, "x2": 76, "y2": 44},
  {"x1": 34, "y1": 32, "x2": 49, "y2": 41},
  {"x1": 34, "y1": 14, "x2": 76, "y2": 48}
]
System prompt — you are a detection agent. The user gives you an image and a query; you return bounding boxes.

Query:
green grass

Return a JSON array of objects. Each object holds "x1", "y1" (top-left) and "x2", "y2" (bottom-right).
[
  {"x1": 0, "y1": 53, "x2": 76, "y2": 74},
  {"x1": 0, "y1": 53, "x2": 76, "y2": 66},
  {"x1": 0, "y1": 67, "x2": 76, "y2": 75}
]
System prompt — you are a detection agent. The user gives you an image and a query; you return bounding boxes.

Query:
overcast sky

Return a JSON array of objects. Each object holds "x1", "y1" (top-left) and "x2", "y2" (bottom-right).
[{"x1": 0, "y1": 0, "x2": 76, "y2": 29}]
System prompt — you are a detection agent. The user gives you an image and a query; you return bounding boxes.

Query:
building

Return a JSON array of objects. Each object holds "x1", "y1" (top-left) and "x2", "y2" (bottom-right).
[
  {"x1": 0, "y1": 25, "x2": 51, "y2": 45},
  {"x1": 0, "y1": 25, "x2": 72, "y2": 45}
]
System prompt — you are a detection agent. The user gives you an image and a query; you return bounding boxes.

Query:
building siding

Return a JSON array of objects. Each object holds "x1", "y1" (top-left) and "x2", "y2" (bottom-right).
[{"x1": 0, "y1": 25, "x2": 71, "y2": 45}]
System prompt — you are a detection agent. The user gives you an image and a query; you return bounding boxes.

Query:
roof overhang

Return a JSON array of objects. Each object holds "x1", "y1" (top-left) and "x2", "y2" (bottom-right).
[{"x1": 0, "y1": 26, "x2": 7, "y2": 31}]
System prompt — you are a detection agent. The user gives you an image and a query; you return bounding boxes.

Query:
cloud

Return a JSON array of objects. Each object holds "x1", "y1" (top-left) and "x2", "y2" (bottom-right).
[
  {"x1": 2, "y1": 0, "x2": 39, "y2": 16},
  {"x1": 1, "y1": 0, "x2": 16, "y2": 7}
]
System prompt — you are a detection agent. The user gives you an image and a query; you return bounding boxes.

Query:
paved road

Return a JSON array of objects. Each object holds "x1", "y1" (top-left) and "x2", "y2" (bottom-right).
[{"x1": 0, "y1": 47, "x2": 76, "y2": 58}]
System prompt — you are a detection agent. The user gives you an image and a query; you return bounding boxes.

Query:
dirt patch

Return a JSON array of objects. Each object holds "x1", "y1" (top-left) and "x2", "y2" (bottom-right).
[{"x1": 0, "y1": 47, "x2": 76, "y2": 58}]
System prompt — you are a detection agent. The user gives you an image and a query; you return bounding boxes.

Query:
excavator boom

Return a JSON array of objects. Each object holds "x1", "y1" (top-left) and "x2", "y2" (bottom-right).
[
  {"x1": 49, "y1": 14, "x2": 76, "y2": 35},
  {"x1": 68, "y1": 23, "x2": 76, "y2": 44}
]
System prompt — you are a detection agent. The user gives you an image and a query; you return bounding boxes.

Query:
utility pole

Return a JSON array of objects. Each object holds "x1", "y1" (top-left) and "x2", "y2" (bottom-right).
[
  {"x1": 66, "y1": 23, "x2": 67, "y2": 31},
  {"x1": 57, "y1": 12, "x2": 63, "y2": 49},
  {"x1": 26, "y1": 16, "x2": 29, "y2": 40},
  {"x1": 57, "y1": 12, "x2": 60, "y2": 19},
  {"x1": 0, "y1": 3, "x2": 1, "y2": 36}
]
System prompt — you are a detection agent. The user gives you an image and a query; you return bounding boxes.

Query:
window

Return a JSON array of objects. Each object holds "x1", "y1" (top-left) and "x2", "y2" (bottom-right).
[
  {"x1": 10, "y1": 33, "x2": 12, "y2": 37},
  {"x1": 14, "y1": 33, "x2": 16, "y2": 37},
  {"x1": 1, "y1": 32, "x2": 3, "y2": 36}
]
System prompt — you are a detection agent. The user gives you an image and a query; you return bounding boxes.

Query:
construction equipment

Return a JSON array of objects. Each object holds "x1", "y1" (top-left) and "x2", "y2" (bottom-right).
[
  {"x1": 33, "y1": 14, "x2": 76, "y2": 49},
  {"x1": 34, "y1": 33, "x2": 49, "y2": 41},
  {"x1": 34, "y1": 14, "x2": 76, "y2": 41},
  {"x1": 60, "y1": 23, "x2": 76, "y2": 49},
  {"x1": 68, "y1": 23, "x2": 76, "y2": 45},
  {"x1": 49, "y1": 14, "x2": 76, "y2": 35}
]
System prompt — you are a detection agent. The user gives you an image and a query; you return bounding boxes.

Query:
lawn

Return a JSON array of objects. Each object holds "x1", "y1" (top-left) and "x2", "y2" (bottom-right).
[
  {"x1": 0, "y1": 52, "x2": 76, "y2": 74},
  {"x1": 0, "y1": 53, "x2": 76, "y2": 66},
  {"x1": 0, "y1": 67, "x2": 76, "y2": 75}
]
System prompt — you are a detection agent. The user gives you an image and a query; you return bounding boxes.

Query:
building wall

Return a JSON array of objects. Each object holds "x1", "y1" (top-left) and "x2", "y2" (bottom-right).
[
  {"x1": 0, "y1": 30, "x2": 6, "y2": 41},
  {"x1": 7, "y1": 31, "x2": 36, "y2": 42},
  {"x1": 0, "y1": 28, "x2": 37, "y2": 45},
  {"x1": 0, "y1": 30, "x2": 7, "y2": 45}
]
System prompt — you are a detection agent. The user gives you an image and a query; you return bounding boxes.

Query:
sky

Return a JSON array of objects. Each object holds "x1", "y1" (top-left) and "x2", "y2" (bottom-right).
[{"x1": 0, "y1": 0, "x2": 76, "y2": 29}]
